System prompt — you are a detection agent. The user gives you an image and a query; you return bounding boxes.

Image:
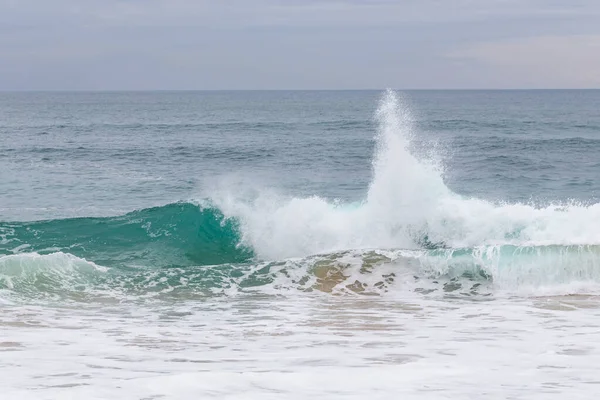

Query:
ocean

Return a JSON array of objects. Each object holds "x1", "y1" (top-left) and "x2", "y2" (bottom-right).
[{"x1": 2, "y1": 89, "x2": 600, "y2": 399}]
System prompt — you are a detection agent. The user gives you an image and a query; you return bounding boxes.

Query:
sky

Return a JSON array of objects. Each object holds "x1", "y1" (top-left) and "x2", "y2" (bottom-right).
[{"x1": 1, "y1": 0, "x2": 599, "y2": 90}]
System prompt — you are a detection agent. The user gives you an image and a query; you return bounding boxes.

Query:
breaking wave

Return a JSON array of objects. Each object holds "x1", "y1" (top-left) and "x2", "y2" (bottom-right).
[{"x1": 3, "y1": 90, "x2": 600, "y2": 301}]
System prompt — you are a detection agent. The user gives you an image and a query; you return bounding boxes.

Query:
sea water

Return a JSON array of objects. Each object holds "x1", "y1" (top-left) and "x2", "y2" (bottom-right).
[{"x1": 2, "y1": 90, "x2": 600, "y2": 399}]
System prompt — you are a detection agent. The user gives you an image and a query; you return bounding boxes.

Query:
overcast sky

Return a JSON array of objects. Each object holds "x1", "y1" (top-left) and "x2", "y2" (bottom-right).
[{"x1": 1, "y1": 0, "x2": 600, "y2": 90}]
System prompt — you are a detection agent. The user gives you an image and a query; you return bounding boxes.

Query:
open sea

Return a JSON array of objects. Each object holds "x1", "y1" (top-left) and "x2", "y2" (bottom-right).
[{"x1": 2, "y1": 89, "x2": 600, "y2": 399}]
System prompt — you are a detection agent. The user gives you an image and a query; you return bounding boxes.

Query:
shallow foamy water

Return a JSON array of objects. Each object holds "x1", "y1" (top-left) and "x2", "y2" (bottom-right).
[{"x1": 3, "y1": 293, "x2": 600, "y2": 399}]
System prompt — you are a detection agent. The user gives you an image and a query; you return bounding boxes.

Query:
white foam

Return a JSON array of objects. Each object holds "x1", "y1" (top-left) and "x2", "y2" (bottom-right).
[
  {"x1": 0, "y1": 252, "x2": 107, "y2": 298},
  {"x1": 0, "y1": 252, "x2": 106, "y2": 274},
  {"x1": 209, "y1": 90, "x2": 600, "y2": 263}
]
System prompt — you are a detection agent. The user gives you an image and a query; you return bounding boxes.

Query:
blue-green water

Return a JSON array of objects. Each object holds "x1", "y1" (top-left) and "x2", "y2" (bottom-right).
[
  {"x1": 2, "y1": 90, "x2": 600, "y2": 219},
  {"x1": 2, "y1": 90, "x2": 600, "y2": 300},
  {"x1": 5, "y1": 90, "x2": 600, "y2": 399}
]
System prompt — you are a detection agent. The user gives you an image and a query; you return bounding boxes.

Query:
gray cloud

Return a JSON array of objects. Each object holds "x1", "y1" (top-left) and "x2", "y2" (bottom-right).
[
  {"x1": 449, "y1": 35, "x2": 600, "y2": 88},
  {"x1": 1, "y1": 0, "x2": 599, "y2": 89}
]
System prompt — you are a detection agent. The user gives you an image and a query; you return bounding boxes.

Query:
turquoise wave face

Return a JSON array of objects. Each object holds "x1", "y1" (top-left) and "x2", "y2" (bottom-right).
[{"x1": 0, "y1": 202, "x2": 253, "y2": 269}]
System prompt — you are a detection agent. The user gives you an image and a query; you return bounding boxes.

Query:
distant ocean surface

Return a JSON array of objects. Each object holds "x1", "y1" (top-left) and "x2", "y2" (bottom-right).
[{"x1": 2, "y1": 90, "x2": 600, "y2": 399}]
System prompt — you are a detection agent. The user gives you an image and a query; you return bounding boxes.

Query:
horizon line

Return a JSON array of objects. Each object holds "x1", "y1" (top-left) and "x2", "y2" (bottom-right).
[{"x1": 1, "y1": 88, "x2": 599, "y2": 93}]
